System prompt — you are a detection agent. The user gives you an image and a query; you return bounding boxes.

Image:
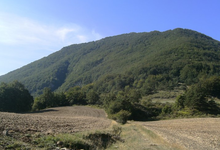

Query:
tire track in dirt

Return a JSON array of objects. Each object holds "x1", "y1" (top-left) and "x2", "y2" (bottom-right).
[{"x1": 140, "y1": 118, "x2": 220, "y2": 150}]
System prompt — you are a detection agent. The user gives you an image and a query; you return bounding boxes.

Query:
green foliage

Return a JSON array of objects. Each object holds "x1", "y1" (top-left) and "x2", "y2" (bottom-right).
[
  {"x1": 174, "y1": 76, "x2": 220, "y2": 114},
  {"x1": 65, "y1": 86, "x2": 86, "y2": 105},
  {"x1": 174, "y1": 107, "x2": 198, "y2": 117},
  {"x1": 33, "y1": 133, "x2": 90, "y2": 149},
  {"x1": 0, "y1": 81, "x2": 33, "y2": 112},
  {"x1": 86, "y1": 90, "x2": 100, "y2": 105},
  {"x1": 5, "y1": 142, "x2": 23, "y2": 149},
  {"x1": 112, "y1": 110, "x2": 131, "y2": 124},
  {"x1": 32, "y1": 88, "x2": 68, "y2": 111},
  {"x1": 175, "y1": 94, "x2": 185, "y2": 109},
  {"x1": 1, "y1": 28, "x2": 220, "y2": 120},
  {"x1": 32, "y1": 86, "x2": 100, "y2": 111},
  {"x1": 161, "y1": 104, "x2": 173, "y2": 115},
  {"x1": 54, "y1": 92, "x2": 69, "y2": 106},
  {"x1": 32, "y1": 88, "x2": 54, "y2": 111},
  {"x1": 103, "y1": 91, "x2": 153, "y2": 122}
]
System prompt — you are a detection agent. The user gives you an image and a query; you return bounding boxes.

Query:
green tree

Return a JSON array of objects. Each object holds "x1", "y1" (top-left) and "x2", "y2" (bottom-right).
[
  {"x1": 43, "y1": 88, "x2": 55, "y2": 107},
  {"x1": 0, "y1": 81, "x2": 33, "y2": 112},
  {"x1": 54, "y1": 92, "x2": 69, "y2": 106},
  {"x1": 175, "y1": 76, "x2": 220, "y2": 114},
  {"x1": 86, "y1": 90, "x2": 100, "y2": 105},
  {"x1": 113, "y1": 110, "x2": 131, "y2": 124},
  {"x1": 32, "y1": 97, "x2": 46, "y2": 111},
  {"x1": 66, "y1": 86, "x2": 86, "y2": 105},
  {"x1": 126, "y1": 89, "x2": 141, "y2": 103},
  {"x1": 32, "y1": 87, "x2": 56, "y2": 111}
]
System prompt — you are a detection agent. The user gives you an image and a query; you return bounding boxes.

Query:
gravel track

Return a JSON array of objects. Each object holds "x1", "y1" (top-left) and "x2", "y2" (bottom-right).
[
  {"x1": 141, "y1": 118, "x2": 220, "y2": 150},
  {"x1": 0, "y1": 106, "x2": 111, "y2": 134}
]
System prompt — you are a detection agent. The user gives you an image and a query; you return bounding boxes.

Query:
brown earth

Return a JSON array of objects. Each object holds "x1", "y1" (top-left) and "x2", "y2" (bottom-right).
[
  {"x1": 0, "y1": 106, "x2": 111, "y2": 135},
  {"x1": 1, "y1": 106, "x2": 220, "y2": 150},
  {"x1": 139, "y1": 118, "x2": 220, "y2": 150}
]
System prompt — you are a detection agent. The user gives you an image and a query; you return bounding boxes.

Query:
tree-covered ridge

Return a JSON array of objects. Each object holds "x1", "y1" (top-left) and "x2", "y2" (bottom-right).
[{"x1": 0, "y1": 28, "x2": 220, "y2": 96}]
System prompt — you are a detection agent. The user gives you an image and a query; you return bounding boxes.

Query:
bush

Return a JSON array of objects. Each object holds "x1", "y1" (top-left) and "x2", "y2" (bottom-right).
[
  {"x1": 113, "y1": 110, "x2": 131, "y2": 124},
  {"x1": 161, "y1": 104, "x2": 173, "y2": 115}
]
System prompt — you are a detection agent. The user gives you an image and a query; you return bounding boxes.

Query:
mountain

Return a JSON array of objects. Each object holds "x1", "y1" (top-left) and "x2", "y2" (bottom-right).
[{"x1": 0, "y1": 28, "x2": 220, "y2": 96}]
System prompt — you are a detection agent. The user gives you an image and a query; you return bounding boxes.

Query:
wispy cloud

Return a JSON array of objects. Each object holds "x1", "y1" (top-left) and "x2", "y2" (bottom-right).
[
  {"x1": 0, "y1": 12, "x2": 102, "y2": 48},
  {"x1": 0, "y1": 12, "x2": 102, "y2": 75}
]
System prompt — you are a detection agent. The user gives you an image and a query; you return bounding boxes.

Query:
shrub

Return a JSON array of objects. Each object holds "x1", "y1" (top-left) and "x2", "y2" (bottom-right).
[
  {"x1": 113, "y1": 110, "x2": 131, "y2": 124},
  {"x1": 161, "y1": 105, "x2": 172, "y2": 114}
]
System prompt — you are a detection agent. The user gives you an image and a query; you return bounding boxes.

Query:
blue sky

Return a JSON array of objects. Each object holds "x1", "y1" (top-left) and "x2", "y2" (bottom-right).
[{"x1": 0, "y1": 0, "x2": 220, "y2": 76}]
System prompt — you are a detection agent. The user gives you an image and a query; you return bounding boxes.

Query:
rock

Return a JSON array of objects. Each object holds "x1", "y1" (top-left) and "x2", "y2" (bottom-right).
[
  {"x1": 45, "y1": 129, "x2": 54, "y2": 135},
  {"x1": 57, "y1": 141, "x2": 63, "y2": 145},
  {"x1": 3, "y1": 130, "x2": 9, "y2": 136},
  {"x1": 61, "y1": 148, "x2": 70, "y2": 150}
]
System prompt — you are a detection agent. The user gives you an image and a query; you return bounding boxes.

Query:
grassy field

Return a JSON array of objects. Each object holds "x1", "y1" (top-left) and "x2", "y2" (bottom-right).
[{"x1": 142, "y1": 90, "x2": 185, "y2": 104}]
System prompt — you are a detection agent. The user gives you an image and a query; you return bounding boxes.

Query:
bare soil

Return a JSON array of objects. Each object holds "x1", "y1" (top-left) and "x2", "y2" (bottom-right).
[
  {"x1": 0, "y1": 106, "x2": 111, "y2": 135},
  {"x1": 1, "y1": 106, "x2": 220, "y2": 150},
  {"x1": 140, "y1": 118, "x2": 220, "y2": 150}
]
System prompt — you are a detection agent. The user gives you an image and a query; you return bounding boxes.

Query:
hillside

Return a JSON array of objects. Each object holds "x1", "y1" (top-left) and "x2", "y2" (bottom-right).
[{"x1": 0, "y1": 28, "x2": 220, "y2": 96}]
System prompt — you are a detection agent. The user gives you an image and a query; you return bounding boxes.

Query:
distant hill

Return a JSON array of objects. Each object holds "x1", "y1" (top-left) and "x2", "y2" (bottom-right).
[{"x1": 0, "y1": 28, "x2": 220, "y2": 96}]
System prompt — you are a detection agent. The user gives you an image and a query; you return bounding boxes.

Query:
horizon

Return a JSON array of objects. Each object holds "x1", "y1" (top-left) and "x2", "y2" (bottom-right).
[{"x1": 0, "y1": 0, "x2": 220, "y2": 76}]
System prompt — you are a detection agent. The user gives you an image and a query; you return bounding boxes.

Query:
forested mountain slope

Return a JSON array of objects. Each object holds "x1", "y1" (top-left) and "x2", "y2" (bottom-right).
[{"x1": 0, "y1": 28, "x2": 220, "y2": 96}]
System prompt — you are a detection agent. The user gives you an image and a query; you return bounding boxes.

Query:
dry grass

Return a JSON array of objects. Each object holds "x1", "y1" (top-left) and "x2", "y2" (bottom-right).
[
  {"x1": 1, "y1": 106, "x2": 220, "y2": 150},
  {"x1": 141, "y1": 118, "x2": 220, "y2": 150},
  {"x1": 142, "y1": 90, "x2": 185, "y2": 103},
  {"x1": 107, "y1": 121, "x2": 181, "y2": 150}
]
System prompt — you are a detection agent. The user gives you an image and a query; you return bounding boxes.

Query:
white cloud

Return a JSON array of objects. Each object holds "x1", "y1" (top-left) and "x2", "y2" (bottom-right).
[
  {"x1": 0, "y1": 12, "x2": 102, "y2": 47},
  {"x1": 56, "y1": 27, "x2": 79, "y2": 41},
  {"x1": 0, "y1": 12, "x2": 103, "y2": 75}
]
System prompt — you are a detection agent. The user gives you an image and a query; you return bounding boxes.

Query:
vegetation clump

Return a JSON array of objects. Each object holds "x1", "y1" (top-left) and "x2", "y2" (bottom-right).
[
  {"x1": 174, "y1": 76, "x2": 220, "y2": 115},
  {"x1": 0, "y1": 81, "x2": 33, "y2": 112},
  {"x1": 0, "y1": 125, "x2": 123, "y2": 150}
]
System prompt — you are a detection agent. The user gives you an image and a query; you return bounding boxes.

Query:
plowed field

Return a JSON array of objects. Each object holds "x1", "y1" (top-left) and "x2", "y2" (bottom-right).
[
  {"x1": 1, "y1": 106, "x2": 220, "y2": 150},
  {"x1": 0, "y1": 106, "x2": 111, "y2": 134}
]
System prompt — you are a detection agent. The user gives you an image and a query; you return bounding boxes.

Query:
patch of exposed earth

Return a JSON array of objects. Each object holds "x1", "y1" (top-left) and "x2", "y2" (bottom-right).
[{"x1": 0, "y1": 106, "x2": 111, "y2": 135}]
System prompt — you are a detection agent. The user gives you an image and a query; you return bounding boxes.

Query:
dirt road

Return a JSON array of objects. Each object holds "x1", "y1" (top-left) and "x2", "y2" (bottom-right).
[{"x1": 140, "y1": 118, "x2": 220, "y2": 150}]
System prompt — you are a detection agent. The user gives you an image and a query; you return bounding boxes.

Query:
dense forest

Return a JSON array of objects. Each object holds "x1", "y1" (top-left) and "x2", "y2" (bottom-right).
[
  {"x1": 0, "y1": 28, "x2": 220, "y2": 97},
  {"x1": 1, "y1": 28, "x2": 220, "y2": 123}
]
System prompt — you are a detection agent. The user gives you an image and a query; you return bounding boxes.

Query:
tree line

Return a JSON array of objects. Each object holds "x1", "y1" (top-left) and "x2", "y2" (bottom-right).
[{"x1": 1, "y1": 76, "x2": 220, "y2": 124}]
